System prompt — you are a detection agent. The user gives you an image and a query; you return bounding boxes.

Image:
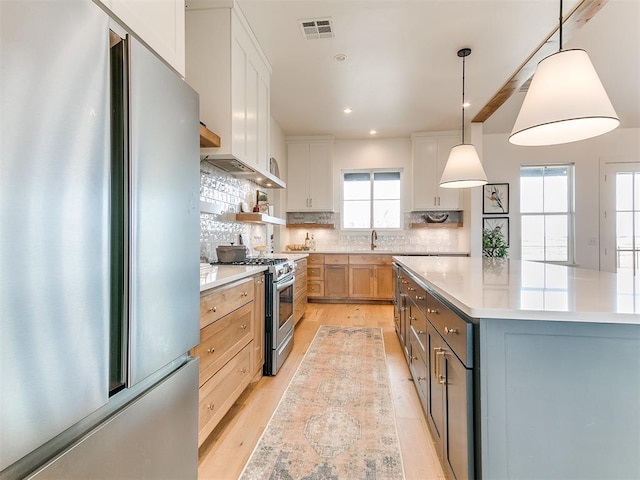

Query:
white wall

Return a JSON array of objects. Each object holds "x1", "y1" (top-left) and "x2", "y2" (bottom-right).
[{"x1": 480, "y1": 127, "x2": 640, "y2": 270}]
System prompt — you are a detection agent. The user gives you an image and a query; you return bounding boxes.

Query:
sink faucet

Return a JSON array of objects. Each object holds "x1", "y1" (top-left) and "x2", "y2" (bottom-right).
[{"x1": 371, "y1": 229, "x2": 378, "y2": 250}]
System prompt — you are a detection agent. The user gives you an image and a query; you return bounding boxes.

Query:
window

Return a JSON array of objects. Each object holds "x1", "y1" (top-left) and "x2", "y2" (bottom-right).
[
  {"x1": 343, "y1": 171, "x2": 401, "y2": 229},
  {"x1": 520, "y1": 165, "x2": 574, "y2": 263}
]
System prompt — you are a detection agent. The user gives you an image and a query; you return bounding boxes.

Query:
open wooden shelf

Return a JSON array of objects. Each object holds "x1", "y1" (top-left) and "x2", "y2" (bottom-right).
[
  {"x1": 236, "y1": 213, "x2": 285, "y2": 226},
  {"x1": 199, "y1": 124, "x2": 221, "y2": 148},
  {"x1": 410, "y1": 223, "x2": 463, "y2": 228},
  {"x1": 286, "y1": 223, "x2": 335, "y2": 229}
]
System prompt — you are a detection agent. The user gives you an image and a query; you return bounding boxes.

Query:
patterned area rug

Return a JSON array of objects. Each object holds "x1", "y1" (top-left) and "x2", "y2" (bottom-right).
[{"x1": 240, "y1": 325, "x2": 405, "y2": 480}]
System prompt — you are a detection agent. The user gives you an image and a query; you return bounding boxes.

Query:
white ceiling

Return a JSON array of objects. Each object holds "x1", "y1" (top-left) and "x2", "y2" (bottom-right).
[{"x1": 236, "y1": 0, "x2": 640, "y2": 139}]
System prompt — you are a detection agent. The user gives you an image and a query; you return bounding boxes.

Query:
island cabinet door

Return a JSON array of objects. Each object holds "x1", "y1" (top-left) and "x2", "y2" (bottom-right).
[{"x1": 427, "y1": 325, "x2": 446, "y2": 448}]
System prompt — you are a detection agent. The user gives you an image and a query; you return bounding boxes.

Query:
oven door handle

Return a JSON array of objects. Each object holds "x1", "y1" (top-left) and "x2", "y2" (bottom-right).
[{"x1": 277, "y1": 276, "x2": 295, "y2": 291}]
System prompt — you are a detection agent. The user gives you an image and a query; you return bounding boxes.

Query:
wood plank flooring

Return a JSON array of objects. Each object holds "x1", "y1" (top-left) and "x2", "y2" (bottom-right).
[{"x1": 198, "y1": 303, "x2": 445, "y2": 480}]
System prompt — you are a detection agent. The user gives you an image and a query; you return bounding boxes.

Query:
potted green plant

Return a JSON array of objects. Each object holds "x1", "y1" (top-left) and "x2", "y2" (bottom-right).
[{"x1": 482, "y1": 224, "x2": 509, "y2": 258}]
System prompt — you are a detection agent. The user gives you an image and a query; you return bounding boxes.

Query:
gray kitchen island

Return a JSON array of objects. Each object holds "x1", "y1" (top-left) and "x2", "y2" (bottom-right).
[{"x1": 393, "y1": 256, "x2": 639, "y2": 480}]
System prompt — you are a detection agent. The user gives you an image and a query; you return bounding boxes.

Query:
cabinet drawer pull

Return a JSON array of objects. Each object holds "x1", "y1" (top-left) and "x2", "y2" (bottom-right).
[
  {"x1": 207, "y1": 403, "x2": 215, "y2": 410},
  {"x1": 409, "y1": 316, "x2": 415, "y2": 322},
  {"x1": 256, "y1": 279, "x2": 263, "y2": 285},
  {"x1": 416, "y1": 295, "x2": 425, "y2": 301},
  {"x1": 427, "y1": 308, "x2": 439, "y2": 314},
  {"x1": 240, "y1": 324, "x2": 247, "y2": 330},
  {"x1": 407, "y1": 287, "x2": 416, "y2": 292},
  {"x1": 207, "y1": 347, "x2": 215, "y2": 354},
  {"x1": 240, "y1": 368, "x2": 247, "y2": 374},
  {"x1": 242, "y1": 291, "x2": 248, "y2": 297},
  {"x1": 417, "y1": 376, "x2": 426, "y2": 382},
  {"x1": 417, "y1": 330, "x2": 425, "y2": 335},
  {"x1": 208, "y1": 306, "x2": 217, "y2": 313},
  {"x1": 444, "y1": 327, "x2": 458, "y2": 335},
  {"x1": 411, "y1": 355, "x2": 418, "y2": 361}
]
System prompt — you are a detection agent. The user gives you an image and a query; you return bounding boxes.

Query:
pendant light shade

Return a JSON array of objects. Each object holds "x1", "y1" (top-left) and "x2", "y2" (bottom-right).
[
  {"x1": 439, "y1": 48, "x2": 488, "y2": 189},
  {"x1": 510, "y1": 0, "x2": 619, "y2": 146},
  {"x1": 440, "y1": 144, "x2": 488, "y2": 188},
  {"x1": 510, "y1": 49, "x2": 619, "y2": 146}
]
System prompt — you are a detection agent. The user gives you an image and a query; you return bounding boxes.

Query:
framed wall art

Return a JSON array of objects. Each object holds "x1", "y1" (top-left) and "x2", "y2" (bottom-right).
[{"x1": 483, "y1": 183, "x2": 509, "y2": 214}]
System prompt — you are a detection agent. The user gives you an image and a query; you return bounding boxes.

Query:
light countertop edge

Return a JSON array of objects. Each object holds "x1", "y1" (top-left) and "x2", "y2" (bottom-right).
[
  {"x1": 200, "y1": 265, "x2": 267, "y2": 293},
  {"x1": 283, "y1": 250, "x2": 469, "y2": 256},
  {"x1": 393, "y1": 256, "x2": 639, "y2": 325}
]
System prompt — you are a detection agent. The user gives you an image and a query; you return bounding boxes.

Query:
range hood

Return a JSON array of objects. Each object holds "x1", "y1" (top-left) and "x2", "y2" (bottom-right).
[{"x1": 201, "y1": 152, "x2": 286, "y2": 189}]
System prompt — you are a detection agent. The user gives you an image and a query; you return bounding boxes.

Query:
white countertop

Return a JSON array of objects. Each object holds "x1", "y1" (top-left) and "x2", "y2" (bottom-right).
[
  {"x1": 200, "y1": 265, "x2": 267, "y2": 292},
  {"x1": 394, "y1": 256, "x2": 639, "y2": 324},
  {"x1": 289, "y1": 249, "x2": 469, "y2": 256}
]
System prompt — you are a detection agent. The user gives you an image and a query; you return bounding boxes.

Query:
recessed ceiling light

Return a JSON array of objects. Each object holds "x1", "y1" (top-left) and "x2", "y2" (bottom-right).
[
  {"x1": 369, "y1": 130, "x2": 377, "y2": 135},
  {"x1": 334, "y1": 53, "x2": 347, "y2": 62},
  {"x1": 343, "y1": 107, "x2": 352, "y2": 114}
]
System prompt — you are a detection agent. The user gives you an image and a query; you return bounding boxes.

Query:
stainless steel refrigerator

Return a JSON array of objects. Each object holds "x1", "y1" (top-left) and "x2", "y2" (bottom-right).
[{"x1": 0, "y1": 1, "x2": 200, "y2": 478}]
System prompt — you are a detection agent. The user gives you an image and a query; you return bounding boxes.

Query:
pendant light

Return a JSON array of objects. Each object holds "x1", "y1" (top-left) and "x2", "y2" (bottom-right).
[
  {"x1": 509, "y1": 0, "x2": 619, "y2": 146},
  {"x1": 440, "y1": 48, "x2": 488, "y2": 189}
]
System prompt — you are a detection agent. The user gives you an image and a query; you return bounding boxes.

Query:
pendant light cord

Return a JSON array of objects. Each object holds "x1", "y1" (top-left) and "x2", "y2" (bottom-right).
[
  {"x1": 461, "y1": 52, "x2": 466, "y2": 144},
  {"x1": 559, "y1": 0, "x2": 563, "y2": 51}
]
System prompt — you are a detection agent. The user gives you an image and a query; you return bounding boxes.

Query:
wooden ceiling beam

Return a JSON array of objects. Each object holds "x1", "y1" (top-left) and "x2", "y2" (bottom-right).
[{"x1": 472, "y1": 0, "x2": 609, "y2": 124}]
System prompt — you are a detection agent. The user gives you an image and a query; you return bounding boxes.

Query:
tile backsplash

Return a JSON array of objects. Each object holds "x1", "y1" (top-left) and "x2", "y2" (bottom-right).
[{"x1": 200, "y1": 162, "x2": 269, "y2": 262}]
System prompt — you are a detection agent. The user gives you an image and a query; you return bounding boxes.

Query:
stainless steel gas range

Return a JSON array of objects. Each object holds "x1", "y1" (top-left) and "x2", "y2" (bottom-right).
[{"x1": 211, "y1": 257, "x2": 296, "y2": 375}]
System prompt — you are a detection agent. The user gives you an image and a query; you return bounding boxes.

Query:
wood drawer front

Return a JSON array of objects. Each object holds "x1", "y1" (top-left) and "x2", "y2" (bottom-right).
[
  {"x1": 307, "y1": 266, "x2": 324, "y2": 280},
  {"x1": 193, "y1": 302, "x2": 253, "y2": 387},
  {"x1": 325, "y1": 254, "x2": 348, "y2": 265},
  {"x1": 200, "y1": 277, "x2": 254, "y2": 329},
  {"x1": 308, "y1": 254, "x2": 324, "y2": 265},
  {"x1": 427, "y1": 291, "x2": 472, "y2": 367},
  {"x1": 198, "y1": 345, "x2": 252, "y2": 446},
  {"x1": 409, "y1": 306, "x2": 428, "y2": 354},
  {"x1": 307, "y1": 281, "x2": 324, "y2": 297},
  {"x1": 349, "y1": 254, "x2": 392, "y2": 265},
  {"x1": 293, "y1": 290, "x2": 307, "y2": 324},
  {"x1": 295, "y1": 258, "x2": 308, "y2": 271}
]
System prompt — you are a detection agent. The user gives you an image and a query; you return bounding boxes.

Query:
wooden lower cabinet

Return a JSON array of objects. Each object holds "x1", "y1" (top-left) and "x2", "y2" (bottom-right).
[
  {"x1": 293, "y1": 258, "x2": 307, "y2": 325},
  {"x1": 194, "y1": 272, "x2": 265, "y2": 446},
  {"x1": 307, "y1": 253, "x2": 393, "y2": 301}
]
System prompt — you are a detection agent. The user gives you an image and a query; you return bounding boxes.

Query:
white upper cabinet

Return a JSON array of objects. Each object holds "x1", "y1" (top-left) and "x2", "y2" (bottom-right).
[
  {"x1": 97, "y1": 0, "x2": 185, "y2": 76},
  {"x1": 185, "y1": 2, "x2": 271, "y2": 171},
  {"x1": 287, "y1": 138, "x2": 334, "y2": 212},
  {"x1": 412, "y1": 132, "x2": 463, "y2": 210}
]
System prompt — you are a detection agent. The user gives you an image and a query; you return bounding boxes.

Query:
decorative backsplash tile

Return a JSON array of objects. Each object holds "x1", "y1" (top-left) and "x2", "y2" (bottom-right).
[{"x1": 200, "y1": 162, "x2": 268, "y2": 262}]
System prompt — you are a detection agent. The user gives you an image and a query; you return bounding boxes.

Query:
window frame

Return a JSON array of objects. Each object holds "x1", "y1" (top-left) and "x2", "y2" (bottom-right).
[
  {"x1": 520, "y1": 163, "x2": 576, "y2": 265},
  {"x1": 341, "y1": 168, "x2": 402, "y2": 231}
]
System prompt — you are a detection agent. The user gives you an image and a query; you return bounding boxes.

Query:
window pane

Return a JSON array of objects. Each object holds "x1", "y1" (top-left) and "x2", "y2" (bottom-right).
[
  {"x1": 545, "y1": 215, "x2": 568, "y2": 262},
  {"x1": 616, "y1": 173, "x2": 633, "y2": 211},
  {"x1": 343, "y1": 200, "x2": 370, "y2": 228},
  {"x1": 520, "y1": 172, "x2": 543, "y2": 212},
  {"x1": 635, "y1": 211, "x2": 640, "y2": 246},
  {"x1": 373, "y1": 200, "x2": 400, "y2": 228},
  {"x1": 543, "y1": 174, "x2": 568, "y2": 213},
  {"x1": 344, "y1": 173, "x2": 370, "y2": 200},
  {"x1": 616, "y1": 212, "x2": 634, "y2": 249},
  {"x1": 522, "y1": 215, "x2": 545, "y2": 261},
  {"x1": 635, "y1": 173, "x2": 640, "y2": 210},
  {"x1": 373, "y1": 177, "x2": 400, "y2": 200}
]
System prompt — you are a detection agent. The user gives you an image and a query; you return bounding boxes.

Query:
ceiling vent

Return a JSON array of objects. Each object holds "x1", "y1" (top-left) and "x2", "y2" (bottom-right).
[{"x1": 299, "y1": 18, "x2": 334, "y2": 40}]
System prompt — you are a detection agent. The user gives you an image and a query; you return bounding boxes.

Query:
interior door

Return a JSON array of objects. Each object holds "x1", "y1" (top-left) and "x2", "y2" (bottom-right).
[{"x1": 600, "y1": 161, "x2": 640, "y2": 275}]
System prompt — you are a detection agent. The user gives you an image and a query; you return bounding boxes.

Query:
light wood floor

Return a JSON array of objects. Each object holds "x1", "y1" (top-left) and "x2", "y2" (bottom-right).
[{"x1": 198, "y1": 303, "x2": 446, "y2": 480}]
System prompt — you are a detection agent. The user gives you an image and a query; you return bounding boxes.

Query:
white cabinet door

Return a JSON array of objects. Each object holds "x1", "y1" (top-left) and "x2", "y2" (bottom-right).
[
  {"x1": 412, "y1": 134, "x2": 462, "y2": 210},
  {"x1": 98, "y1": 0, "x2": 185, "y2": 76},
  {"x1": 245, "y1": 61, "x2": 258, "y2": 167},
  {"x1": 231, "y1": 34, "x2": 247, "y2": 159},
  {"x1": 412, "y1": 137, "x2": 439, "y2": 210},
  {"x1": 287, "y1": 143, "x2": 311, "y2": 211},
  {"x1": 309, "y1": 142, "x2": 333, "y2": 211},
  {"x1": 257, "y1": 75, "x2": 270, "y2": 173},
  {"x1": 287, "y1": 141, "x2": 334, "y2": 211},
  {"x1": 435, "y1": 135, "x2": 463, "y2": 210}
]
